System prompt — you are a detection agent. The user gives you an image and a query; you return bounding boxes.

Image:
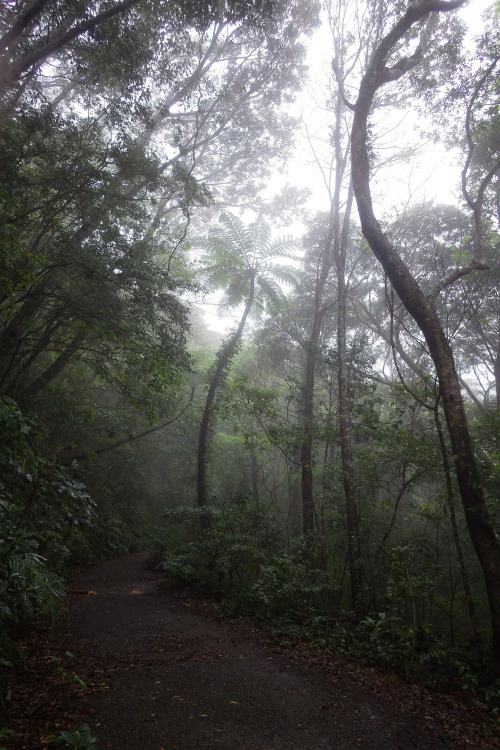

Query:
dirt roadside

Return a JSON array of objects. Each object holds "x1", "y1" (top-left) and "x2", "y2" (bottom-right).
[{"x1": 3, "y1": 552, "x2": 499, "y2": 749}]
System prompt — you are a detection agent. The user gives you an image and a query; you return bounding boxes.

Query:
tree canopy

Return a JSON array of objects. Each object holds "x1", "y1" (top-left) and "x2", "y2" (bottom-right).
[{"x1": 2, "y1": 0, "x2": 500, "y2": 705}]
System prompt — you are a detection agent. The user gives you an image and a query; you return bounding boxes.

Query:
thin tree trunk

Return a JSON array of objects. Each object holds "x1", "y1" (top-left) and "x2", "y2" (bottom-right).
[
  {"x1": 301, "y1": 313, "x2": 323, "y2": 532},
  {"x1": 301, "y1": 203, "x2": 338, "y2": 532},
  {"x1": 335, "y1": 182, "x2": 363, "y2": 614},
  {"x1": 196, "y1": 278, "x2": 255, "y2": 508},
  {"x1": 495, "y1": 315, "x2": 500, "y2": 410}
]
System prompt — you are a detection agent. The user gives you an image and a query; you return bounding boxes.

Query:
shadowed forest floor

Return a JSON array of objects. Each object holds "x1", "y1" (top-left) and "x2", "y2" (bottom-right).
[{"x1": 3, "y1": 552, "x2": 500, "y2": 749}]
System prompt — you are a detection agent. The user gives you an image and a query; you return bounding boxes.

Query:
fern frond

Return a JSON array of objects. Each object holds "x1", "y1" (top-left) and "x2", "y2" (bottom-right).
[
  {"x1": 260, "y1": 236, "x2": 301, "y2": 261},
  {"x1": 8, "y1": 554, "x2": 65, "y2": 623},
  {"x1": 260, "y1": 263, "x2": 299, "y2": 287},
  {"x1": 256, "y1": 276, "x2": 286, "y2": 315}
]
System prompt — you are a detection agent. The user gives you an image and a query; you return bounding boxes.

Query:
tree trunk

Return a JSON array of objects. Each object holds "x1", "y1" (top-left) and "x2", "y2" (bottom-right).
[
  {"x1": 19, "y1": 329, "x2": 86, "y2": 401},
  {"x1": 351, "y1": 0, "x2": 500, "y2": 675},
  {"x1": 301, "y1": 312, "x2": 323, "y2": 532},
  {"x1": 494, "y1": 315, "x2": 500, "y2": 410},
  {"x1": 335, "y1": 183, "x2": 363, "y2": 614},
  {"x1": 196, "y1": 278, "x2": 255, "y2": 508},
  {"x1": 433, "y1": 404, "x2": 483, "y2": 655},
  {"x1": 301, "y1": 201, "x2": 338, "y2": 532}
]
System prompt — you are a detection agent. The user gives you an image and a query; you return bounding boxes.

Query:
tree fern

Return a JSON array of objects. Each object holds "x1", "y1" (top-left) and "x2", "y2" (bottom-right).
[{"x1": 197, "y1": 212, "x2": 300, "y2": 507}]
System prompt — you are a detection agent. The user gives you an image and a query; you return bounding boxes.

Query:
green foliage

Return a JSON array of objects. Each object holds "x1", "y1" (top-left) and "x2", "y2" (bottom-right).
[
  {"x1": 153, "y1": 491, "x2": 494, "y2": 693},
  {"x1": 154, "y1": 497, "x2": 332, "y2": 619},
  {"x1": 0, "y1": 397, "x2": 96, "y2": 649},
  {"x1": 251, "y1": 547, "x2": 330, "y2": 619},
  {"x1": 1, "y1": 543, "x2": 65, "y2": 624},
  {"x1": 218, "y1": 375, "x2": 280, "y2": 423},
  {"x1": 0, "y1": 728, "x2": 16, "y2": 749},
  {"x1": 201, "y1": 212, "x2": 299, "y2": 318},
  {"x1": 90, "y1": 499, "x2": 140, "y2": 560},
  {"x1": 47, "y1": 652, "x2": 87, "y2": 692},
  {"x1": 475, "y1": 412, "x2": 500, "y2": 508},
  {"x1": 0, "y1": 0, "x2": 497, "y2": 704},
  {"x1": 155, "y1": 498, "x2": 279, "y2": 608},
  {"x1": 44, "y1": 725, "x2": 97, "y2": 749}
]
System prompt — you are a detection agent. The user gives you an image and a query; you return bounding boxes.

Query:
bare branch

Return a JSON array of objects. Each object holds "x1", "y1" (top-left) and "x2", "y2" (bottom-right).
[
  {"x1": 331, "y1": 59, "x2": 355, "y2": 111},
  {"x1": 428, "y1": 259, "x2": 490, "y2": 301}
]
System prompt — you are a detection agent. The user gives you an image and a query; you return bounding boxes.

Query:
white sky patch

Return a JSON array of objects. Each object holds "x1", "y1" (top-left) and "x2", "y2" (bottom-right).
[{"x1": 200, "y1": 0, "x2": 492, "y2": 334}]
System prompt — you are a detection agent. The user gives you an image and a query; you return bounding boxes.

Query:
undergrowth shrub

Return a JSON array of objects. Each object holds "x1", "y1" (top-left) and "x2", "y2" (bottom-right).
[
  {"x1": 250, "y1": 541, "x2": 330, "y2": 619},
  {"x1": 152, "y1": 495, "x2": 330, "y2": 619},
  {"x1": 152, "y1": 493, "x2": 496, "y2": 698},
  {"x1": 0, "y1": 397, "x2": 94, "y2": 654}
]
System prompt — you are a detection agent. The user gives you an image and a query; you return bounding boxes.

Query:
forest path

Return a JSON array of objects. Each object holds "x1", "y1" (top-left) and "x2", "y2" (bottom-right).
[{"x1": 6, "y1": 552, "x2": 495, "y2": 749}]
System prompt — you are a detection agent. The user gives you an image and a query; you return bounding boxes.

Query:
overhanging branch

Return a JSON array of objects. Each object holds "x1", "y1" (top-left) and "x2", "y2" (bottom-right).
[{"x1": 428, "y1": 259, "x2": 490, "y2": 300}]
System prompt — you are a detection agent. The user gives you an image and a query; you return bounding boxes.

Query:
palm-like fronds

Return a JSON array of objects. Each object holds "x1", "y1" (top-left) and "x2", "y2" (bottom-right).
[
  {"x1": 203, "y1": 212, "x2": 300, "y2": 315},
  {"x1": 197, "y1": 212, "x2": 300, "y2": 509},
  {"x1": 259, "y1": 263, "x2": 299, "y2": 287},
  {"x1": 255, "y1": 276, "x2": 285, "y2": 318},
  {"x1": 258, "y1": 235, "x2": 301, "y2": 261}
]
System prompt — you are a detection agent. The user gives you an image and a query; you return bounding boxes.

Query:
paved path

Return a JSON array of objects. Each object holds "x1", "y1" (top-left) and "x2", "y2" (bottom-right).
[{"x1": 63, "y1": 552, "x2": 469, "y2": 749}]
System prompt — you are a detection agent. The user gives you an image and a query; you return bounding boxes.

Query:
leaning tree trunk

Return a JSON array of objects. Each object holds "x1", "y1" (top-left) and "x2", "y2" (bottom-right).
[
  {"x1": 351, "y1": 0, "x2": 500, "y2": 676},
  {"x1": 433, "y1": 404, "x2": 483, "y2": 655},
  {"x1": 196, "y1": 278, "x2": 255, "y2": 508},
  {"x1": 17, "y1": 328, "x2": 87, "y2": 402}
]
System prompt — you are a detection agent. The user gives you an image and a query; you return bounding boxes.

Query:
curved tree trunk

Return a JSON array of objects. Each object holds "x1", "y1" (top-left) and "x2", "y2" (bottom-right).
[
  {"x1": 351, "y1": 0, "x2": 500, "y2": 675},
  {"x1": 196, "y1": 277, "x2": 255, "y2": 508}
]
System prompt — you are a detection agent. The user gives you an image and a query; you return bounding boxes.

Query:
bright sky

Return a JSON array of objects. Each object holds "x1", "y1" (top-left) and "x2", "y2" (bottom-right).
[
  {"x1": 293, "y1": 0, "x2": 492, "y2": 210},
  {"x1": 201, "y1": 0, "x2": 492, "y2": 334}
]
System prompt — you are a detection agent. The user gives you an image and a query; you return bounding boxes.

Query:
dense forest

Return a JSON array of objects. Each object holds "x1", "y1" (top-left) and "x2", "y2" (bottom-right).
[{"x1": 1, "y1": 0, "x2": 500, "y2": 715}]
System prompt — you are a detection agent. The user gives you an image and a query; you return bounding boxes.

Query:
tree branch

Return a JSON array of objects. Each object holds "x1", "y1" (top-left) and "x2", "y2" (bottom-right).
[
  {"x1": 1, "y1": 0, "x2": 143, "y2": 94},
  {"x1": 428, "y1": 258, "x2": 490, "y2": 300},
  {"x1": 73, "y1": 385, "x2": 196, "y2": 461},
  {"x1": 331, "y1": 59, "x2": 355, "y2": 111},
  {"x1": 0, "y1": 0, "x2": 51, "y2": 51}
]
